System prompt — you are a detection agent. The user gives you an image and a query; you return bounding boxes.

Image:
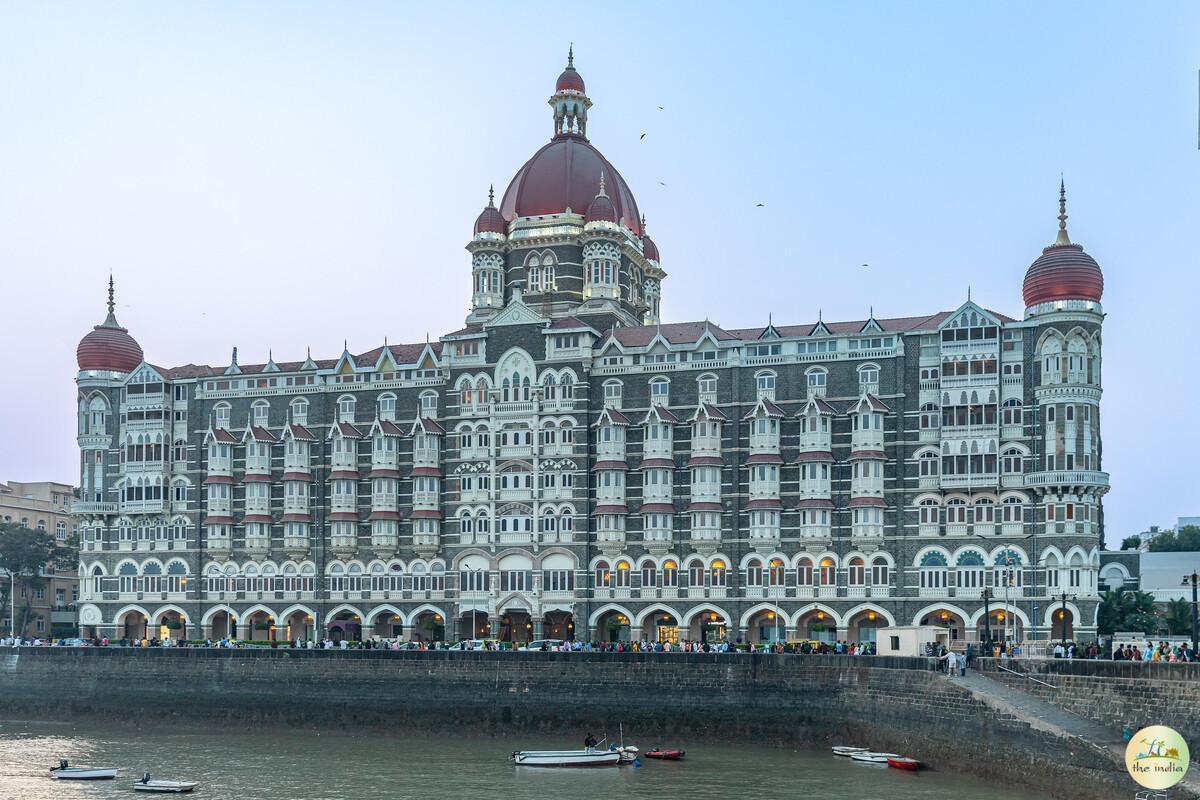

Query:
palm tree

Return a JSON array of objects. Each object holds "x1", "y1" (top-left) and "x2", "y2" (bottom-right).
[
  {"x1": 1163, "y1": 599, "x2": 1193, "y2": 636},
  {"x1": 1098, "y1": 589, "x2": 1160, "y2": 635},
  {"x1": 1097, "y1": 590, "x2": 1129, "y2": 635}
]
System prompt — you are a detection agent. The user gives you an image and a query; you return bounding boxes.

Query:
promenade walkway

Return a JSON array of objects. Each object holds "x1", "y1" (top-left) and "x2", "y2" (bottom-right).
[{"x1": 957, "y1": 668, "x2": 1200, "y2": 799}]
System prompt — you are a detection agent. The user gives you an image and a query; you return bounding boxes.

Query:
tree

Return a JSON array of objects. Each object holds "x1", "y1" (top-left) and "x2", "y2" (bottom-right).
[
  {"x1": 1097, "y1": 589, "x2": 1161, "y2": 635},
  {"x1": 0, "y1": 522, "x2": 70, "y2": 636},
  {"x1": 1120, "y1": 536, "x2": 1142, "y2": 551},
  {"x1": 1148, "y1": 526, "x2": 1200, "y2": 553},
  {"x1": 1163, "y1": 598, "x2": 1194, "y2": 637}
]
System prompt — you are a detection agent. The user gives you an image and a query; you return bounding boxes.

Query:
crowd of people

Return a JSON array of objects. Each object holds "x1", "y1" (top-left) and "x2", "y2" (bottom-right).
[{"x1": 1111, "y1": 640, "x2": 1197, "y2": 662}]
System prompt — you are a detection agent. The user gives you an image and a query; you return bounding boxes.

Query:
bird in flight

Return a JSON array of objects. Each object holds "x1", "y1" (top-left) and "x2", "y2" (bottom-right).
[
  {"x1": 640, "y1": 133, "x2": 646, "y2": 140},
  {"x1": 658, "y1": 181, "x2": 667, "y2": 186},
  {"x1": 861, "y1": 263, "x2": 869, "y2": 268},
  {"x1": 756, "y1": 203, "x2": 765, "y2": 207},
  {"x1": 658, "y1": 106, "x2": 664, "y2": 110}
]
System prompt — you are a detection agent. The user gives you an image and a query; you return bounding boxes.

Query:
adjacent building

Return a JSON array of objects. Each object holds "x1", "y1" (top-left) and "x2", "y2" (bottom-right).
[
  {"x1": 1, "y1": 481, "x2": 79, "y2": 637},
  {"x1": 72, "y1": 53, "x2": 1109, "y2": 646}
]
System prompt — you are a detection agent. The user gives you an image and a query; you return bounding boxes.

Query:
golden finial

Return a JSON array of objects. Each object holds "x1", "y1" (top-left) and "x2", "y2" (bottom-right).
[{"x1": 1054, "y1": 177, "x2": 1072, "y2": 246}]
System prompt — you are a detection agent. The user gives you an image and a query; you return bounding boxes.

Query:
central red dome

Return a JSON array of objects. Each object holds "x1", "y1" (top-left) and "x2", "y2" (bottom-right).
[{"x1": 499, "y1": 134, "x2": 642, "y2": 236}]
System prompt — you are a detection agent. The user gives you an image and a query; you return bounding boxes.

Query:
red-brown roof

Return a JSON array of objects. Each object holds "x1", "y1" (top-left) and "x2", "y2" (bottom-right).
[
  {"x1": 639, "y1": 502, "x2": 675, "y2": 513},
  {"x1": 746, "y1": 499, "x2": 783, "y2": 510},
  {"x1": 249, "y1": 426, "x2": 277, "y2": 442},
  {"x1": 593, "y1": 460, "x2": 629, "y2": 471},
  {"x1": 77, "y1": 313, "x2": 143, "y2": 372},
  {"x1": 848, "y1": 496, "x2": 887, "y2": 507},
  {"x1": 211, "y1": 429, "x2": 238, "y2": 443},
  {"x1": 746, "y1": 453, "x2": 785, "y2": 465},
  {"x1": 336, "y1": 422, "x2": 365, "y2": 439},
  {"x1": 593, "y1": 504, "x2": 628, "y2": 514},
  {"x1": 288, "y1": 424, "x2": 314, "y2": 441},
  {"x1": 1023, "y1": 243, "x2": 1103, "y2": 307},
  {"x1": 795, "y1": 498, "x2": 835, "y2": 509},
  {"x1": 499, "y1": 134, "x2": 642, "y2": 236}
]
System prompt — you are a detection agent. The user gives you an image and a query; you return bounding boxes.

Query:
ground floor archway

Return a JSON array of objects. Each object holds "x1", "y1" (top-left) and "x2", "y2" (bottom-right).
[
  {"x1": 795, "y1": 608, "x2": 837, "y2": 643},
  {"x1": 117, "y1": 608, "x2": 148, "y2": 642},
  {"x1": 458, "y1": 610, "x2": 489, "y2": 640},
  {"x1": 153, "y1": 608, "x2": 187, "y2": 641},
  {"x1": 244, "y1": 609, "x2": 277, "y2": 641},
  {"x1": 594, "y1": 609, "x2": 631, "y2": 643},
  {"x1": 281, "y1": 608, "x2": 314, "y2": 642},
  {"x1": 917, "y1": 607, "x2": 967, "y2": 641},
  {"x1": 327, "y1": 610, "x2": 362, "y2": 642},
  {"x1": 410, "y1": 609, "x2": 445, "y2": 641},
  {"x1": 685, "y1": 608, "x2": 729, "y2": 644},
  {"x1": 542, "y1": 610, "x2": 574, "y2": 641},
  {"x1": 641, "y1": 609, "x2": 680, "y2": 644},
  {"x1": 499, "y1": 610, "x2": 532, "y2": 644},
  {"x1": 746, "y1": 609, "x2": 786, "y2": 644}
]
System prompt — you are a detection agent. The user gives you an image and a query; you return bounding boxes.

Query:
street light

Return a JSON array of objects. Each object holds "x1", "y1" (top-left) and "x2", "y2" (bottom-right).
[
  {"x1": 980, "y1": 588, "x2": 994, "y2": 651},
  {"x1": 1181, "y1": 572, "x2": 1199, "y2": 656}
]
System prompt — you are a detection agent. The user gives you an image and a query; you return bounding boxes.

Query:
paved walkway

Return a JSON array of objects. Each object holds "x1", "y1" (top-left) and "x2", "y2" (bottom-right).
[{"x1": 955, "y1": 667, "x2": 1200, "y2": 798}]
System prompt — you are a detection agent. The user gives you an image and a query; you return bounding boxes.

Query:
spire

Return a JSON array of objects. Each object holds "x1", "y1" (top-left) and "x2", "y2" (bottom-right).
[
  {"x1": 1054, "y1": 178, "x2": 1072, "y2": 246},
  {"x1": 567, "y1": 43, "x2": 574, "y2": 69},
  {"x1": 487, "y1": 184, "x2": 495, "y2": 206},
  {"x1": 107, "y1": 274, "x2": 115, "y2": 315},
  {"x1": 597, "y1": 173, "x2": 607, "y2": 196}
]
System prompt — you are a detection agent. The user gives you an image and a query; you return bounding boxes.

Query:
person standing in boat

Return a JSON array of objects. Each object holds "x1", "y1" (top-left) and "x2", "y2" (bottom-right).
[{"x1": 584, "y1": 733, "x2": 598, "y2": 752}]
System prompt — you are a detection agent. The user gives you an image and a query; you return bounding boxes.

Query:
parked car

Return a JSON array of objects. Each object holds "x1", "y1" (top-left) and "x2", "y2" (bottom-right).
[
  {"x1": 524, "y1": 639, "x2": 565, "y2": 651},
  {"x1": 447, "y1": 639, "x2": 502, "y2": 651}
]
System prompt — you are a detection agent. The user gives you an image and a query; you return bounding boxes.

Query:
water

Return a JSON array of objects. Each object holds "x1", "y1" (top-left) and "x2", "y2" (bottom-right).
[{"x1": 0, "y1": 719, "x2": 1041, "y2": 799}]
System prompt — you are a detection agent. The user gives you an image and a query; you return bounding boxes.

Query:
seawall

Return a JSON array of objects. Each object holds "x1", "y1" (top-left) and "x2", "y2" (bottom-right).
[
  {"x1": 1, "y1": 648, "x2": 1131, "y2": 799},
  {"x1": 975, "y1": 657, "x2": 1200, "y2": 740}
]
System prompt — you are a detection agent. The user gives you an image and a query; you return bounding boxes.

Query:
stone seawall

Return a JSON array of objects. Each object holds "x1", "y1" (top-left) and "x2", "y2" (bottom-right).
[
  {"x1": 975, "y1": 657, "x2": 1200, "y2": 740},
  {"x1": 1, "y1": 649, "x2": 1128, "y2": 799}
]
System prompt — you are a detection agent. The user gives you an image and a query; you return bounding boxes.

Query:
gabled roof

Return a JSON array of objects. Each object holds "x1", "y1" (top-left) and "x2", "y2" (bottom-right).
[
  {"x1": 370, "y1": 419, "x2": 406, "y2": 437},
  {"x1": 331, "y1": 421, "x2": 365, "y2": 439},
  {"x1": 410, "y1": 417, "x2": 446, "y2": 435},
  {"x1": 605, "y1": 320, "x2": 739, "y2": 348},
  {"x1": 642, "y1": 405, "x2": 679, "y2": 425},
  {"x1": 547, "y1": 316, "x2": 600, "y2": 335},
  {"x1": 208, "y1": 428, "x2": 238, "y2": 443},
  {"x1": 689, "y1": 403, "x2": 728, "y2": 422},
  {"x1": 283, "y1": 423, "x2": 314, "y2": 441},
  {"x1": 594, "y1": 407, "x2": 631, "y2": 427},
  {"x1": 850, "y1": 394, "x2": 891, "y2": 413},
  {"x1": 247, "y1": 426, "x2": 277, "y2": 442},
  {"x1": 743, "y1": 398, "x2": 785, "y2": 420},
  {"x1": 796, "y1": 396, "x2": 837, "y2": 416}
]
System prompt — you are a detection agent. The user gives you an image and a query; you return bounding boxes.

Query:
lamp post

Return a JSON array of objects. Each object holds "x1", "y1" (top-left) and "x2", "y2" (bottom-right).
[
  {"x1": 1181, "y1": 572, "x2": 1199, "y2": 656},
  {"x1": 8, "y1": 569, "x2": 14, "y2": 642},
  {"x1": 980, "y1": 588, "x2": 994, "y2": 652},
  {"x1": 1055, "y1": 591, "x2": 1076, "y2": 650}
]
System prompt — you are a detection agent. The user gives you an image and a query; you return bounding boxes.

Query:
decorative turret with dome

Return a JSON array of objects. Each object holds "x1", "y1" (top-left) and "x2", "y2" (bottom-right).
[
  {"x1": 466, "y1": 49, "x2": 665, "y2": 329},
  {"x1": 1022, "y1": 181, "x2": 1104, "y2": 317},
  {"x1": 76, "y1": 276, "x2": 144, "y2": 374}
]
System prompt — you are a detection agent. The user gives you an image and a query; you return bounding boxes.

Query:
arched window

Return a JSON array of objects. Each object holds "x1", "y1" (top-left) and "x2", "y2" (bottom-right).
[
  {"x1": 614, "y1": 560, "x2": 632, "y2": 588},
  {"x1": 946, "y1": 498, "x2": 968, "y2": 524},
  {"x1": 920, "y1": 403, "x2": 940, "y2": 430},
  {"x1": 649, "y1": 377, "x2": 670, "y2": 405},
  {"x1": 918, "y1": 451, "x2": 940, "y2": 477},
  {"x1": 337, "y1": 395, "x2": 356, "y2": 422},
  {"x1": 768, "y1": 558, "x2": 785, "y2": 586},
  {"x1": 818, "y1": 557, "x2": 835, "y2": 586},
  {"x1": 755, "y1": 370, "x2": 776, "y2": 399},
  {"x1": 871, "y1": 556, "x2": 889, "y2": 586},
  {"x1": 1002, "y1": 398, "x2": 1022, "y2": 426},
  {"x1": 806, "y1": 368, "x2": 827, "y2": 392},
  {"x1": 710, "y1": 559, "x2": 728, "y2": 587},
  {"x1": 662, "y1": 559, "x2": 678, "y2": 587},
  {"x1": 796, "y1": 557, "x2": 814, "y2": 586},
  {"x1": 1001, "y1": 448, "x2": 1024, "y2": 474},
  {"x1": 290, "y1": 398, "x2": 308, "y2": 425},
  {"x1": 378, "y1": 393, "x2": 397, "y2": 420},
  {"x1": 697, "y1": 373, "x2": 718, "y2": 401},
  {"x1": 746, "y1": 558, "x2": 765, "y2": 586},
  {"x1": 919, "y1": 498, "x2": 940, "y2": 525},
  {"x1": 919, "y1": 552, "x2": 948, "y2": 589},
  {"x1": 857, "y1": 363, "x2": 880, "y2": 387},
  {"x1": 252, "y1": 400, "x2": 270, "y2": 427},
  {"x1": 687, "y1": 560, "x2": 704, "y2": 588},
  {"x1": 594, "y1": 560, "x2": 611, "y2": 587},
  {"x1": 640, "y1": 559, "x2": 657, "y2": 588},
  {"x1": 1001, "y1": 495, "x2": 1024, "y2": 523},
  {"x1": 848, "y1": 557, "x2": 865, "y2": 585},
  {"x1": 214, "y1": 402, "x2": 231, "y2": 429},
  {"x1": 603, "y1": 380, "x2": 622, "y2": 407}
]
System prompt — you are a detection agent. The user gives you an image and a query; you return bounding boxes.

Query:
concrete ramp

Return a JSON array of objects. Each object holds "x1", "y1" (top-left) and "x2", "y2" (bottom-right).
[{"x1": 958, "y1": 669, "x2": 1200, "y2": 799}]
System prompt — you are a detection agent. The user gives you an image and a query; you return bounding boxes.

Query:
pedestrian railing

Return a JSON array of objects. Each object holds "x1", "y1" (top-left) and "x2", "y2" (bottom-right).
[{"x1": 995, "y1": 662, "x2": 1058, "y2": 689}]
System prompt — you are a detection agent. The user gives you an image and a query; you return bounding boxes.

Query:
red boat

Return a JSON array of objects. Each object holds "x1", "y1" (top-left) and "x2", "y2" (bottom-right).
[
  {"x1": 645, "y1": 748, "x2": 685, "y2": 761},
  {"x1": 886, "y1": 757, "x2": 920, "y2": 771}
]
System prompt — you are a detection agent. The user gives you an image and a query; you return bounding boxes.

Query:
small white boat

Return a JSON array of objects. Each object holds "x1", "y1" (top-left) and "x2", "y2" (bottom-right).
[
  {"x1": 832, "y1": 746, "x2": 869, "y2": 757},
  {"x1": 616, "y1": 745, "x2": 639, "y2": 764},
  {"x1": 50, "y1": 760, "x2": 118, "y2": 780},
  {"x1": 511, "y1": 749, "x2": 621, "y2": 767},
  {"x1": 134, "y1": 773, "x2": 198, "y2": 793},
  {"x1": 850, "y1": 751, "x2": 901, "y2": 764}
]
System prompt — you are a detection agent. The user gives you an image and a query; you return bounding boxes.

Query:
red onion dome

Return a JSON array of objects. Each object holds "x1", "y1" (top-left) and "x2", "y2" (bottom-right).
[
  {"x1": 77, "y1": 278, "x2": 143, "y2": 372},
  {"x1": 473, "y1": 186, "x2": 506, "y2": 235},
  {"x1": 585, "y1": 177, "x2": 618, "y2": 224},
  {"x1": 1022, "y1": 182, "x2": 1103, "y2": 308},
  {"x1": 1022, "y1": 244, "x2": 1104, "y2": 307},
  {"x1": 500, "y1": 137, "x2": 642, "y2": 236},
  {"x1": 641, "y1": 216, "x2": 660, "y2": 261},
  {"x1": 556, "y1": 47, "x2": 585, "y2": 94}
]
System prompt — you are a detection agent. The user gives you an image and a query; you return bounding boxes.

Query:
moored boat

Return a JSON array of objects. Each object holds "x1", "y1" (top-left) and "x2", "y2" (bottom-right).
[
  {"x1": 831, "y1": 746, "x2": 868, "y2": 757},
  {"x1": 886, "y1": 757, "x2": 920, "y2": 771},
  {"x1": 511, "y1": 749, "x2": 621, "y2": 767},
  {"x1": 616, "y1": 745, "x2": 639, "y2": 764},
  {"x1": 134, "y1": 781, "x2": 198, "y2": 793},
  {"x1": 645, "y1": 748, "x2": 685, "y2": 760},
  {"x1": 50, "y1": 760, "x2": 118, "y2": 780},
  {"x1": 850, "y1": 752, "x2": 900, "y2": 764}
]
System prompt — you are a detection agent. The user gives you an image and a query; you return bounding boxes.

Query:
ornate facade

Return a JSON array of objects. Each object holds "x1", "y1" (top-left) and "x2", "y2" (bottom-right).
[{"x1": 72, "y1": 53, "x2": 1108, "y2": 646}]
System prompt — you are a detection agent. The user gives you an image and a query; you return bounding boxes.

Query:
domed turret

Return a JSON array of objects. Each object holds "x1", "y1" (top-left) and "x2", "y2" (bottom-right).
[
  {"x1": 473, "y1": 185, "x2": 506, "y2": 235},
  {"x1": 76, "y1": 277, "x2": 143, "y2": 373},
  {"x1": 584, "y1": 175, "x2": 618, "y2": 224},
  {"x1": 1022, "y1": 182, "x2": 1104, "y2": 311},
  {"x1": 641, "y1": 215, "x2": 660, "y2": 263},
  {"x1": 555, "y1": 45, "x2": 585, "y2": 94}
]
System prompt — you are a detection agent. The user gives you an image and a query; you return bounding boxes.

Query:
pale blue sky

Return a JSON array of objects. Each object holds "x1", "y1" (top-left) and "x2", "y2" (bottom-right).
[{"x1": 1, "y1": 3, "x2": 1197, "y2": 542}]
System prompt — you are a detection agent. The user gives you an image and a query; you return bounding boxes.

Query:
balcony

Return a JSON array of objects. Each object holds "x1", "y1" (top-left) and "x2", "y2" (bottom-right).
[
  {"x1": 244, "y1": 537, "x2": 270, "y2": 554},
  {"x1": 1024, "y1": 470, "x2": 1109, "y2": 490},
  {"x1": 498, "y1": 444, "x2": 533, "y2": 459},
  {"x1": 940, "y1": 474, "x2": 998, "y2": 489},
  {"x1": 498, "y1": 488, "x2": 533, "y2": 502},
  {"x1": 73, "y1": 501, "x2": 117, "y2": 514},
  {"x1": 798, "y1": 525, "x2": 831, "y2": 541},
  {"x1": 541, "y1": 486, "x2": 574, "y2": 501},
  {"x1": 412, "y1": 491, "x2": 440, "y2": 507},
  {"x1": 495, "y1": 400, "x2": 537, "y2": 416},
  {"x1": 122, "y1": 499, "x2": 165, "y2": 514},
  {"x1": 498, "y1": 532, "x2": 535, "y2": 545},
  {"x1": 372, "y1": 533, "x2": 398, "y2": 551}
]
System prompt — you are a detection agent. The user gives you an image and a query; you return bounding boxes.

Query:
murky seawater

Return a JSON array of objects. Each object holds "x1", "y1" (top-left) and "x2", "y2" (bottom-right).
[{"x1": 0, "y1": 719, "x2": 1044, "y2": 799}]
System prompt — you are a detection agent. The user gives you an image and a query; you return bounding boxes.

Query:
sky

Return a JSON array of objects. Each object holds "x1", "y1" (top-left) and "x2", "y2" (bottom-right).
[{"x1": 0, "y1": 3, "x2": 1197, "y2": 543}]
